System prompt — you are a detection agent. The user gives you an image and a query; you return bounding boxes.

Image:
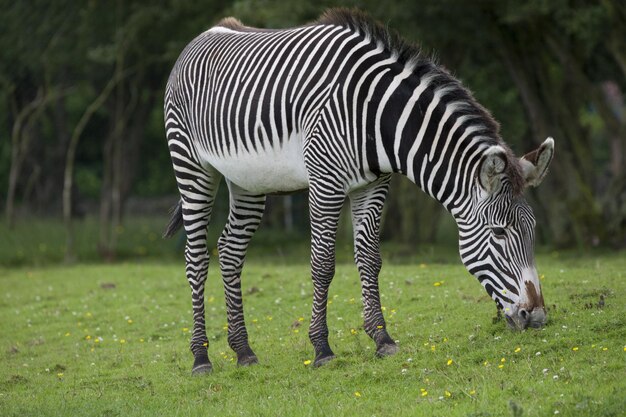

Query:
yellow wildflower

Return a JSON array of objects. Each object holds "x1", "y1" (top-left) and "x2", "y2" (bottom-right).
[
  {"x1": 444, "y1": 390, "x2": 452, "y2": 397},
  {"x1": 303, "y1": 360, "x2": 312, "y2": 366},
  {"x1": 127, "y1": 319, "x2": 133, "y2": 324},
  {"x1": 350, "y1": 329, "x2": 357, "y2": 335},
  {"x1": 433, "y1": 282, "x2": 442, "y2": 287},
  {"x1": 498, "y1": 364, "x2": 504, "y2": 369},
  {"x1": 469, "y1": 390, "x2": 476, "y2": 395},
  {"x1": 120, "y1": 339, "x2": 126, "y2": 344},
  {"x1": 500, "y1": 357, "x2": 506, "y2": 363},
  {"x1": 354, "y1": 391, "x2": 361, "y2": 398},
  {"x1": 420, "y1": 388, "x2": 428, "y2": 397},
  {"x1": 514, "y1": 347, "x2": 521, "y2": 353},
  {"x1": 572, "y1": 347, "x2": 578, "y2": 351},
  {"x1": 57, "y1": 373, "x2": 64, "y2": 378},
  {"x1": 298, "y1": 317, "x2": 304, "y2": 322},
  {"x1": 447, "y1": 359, "x2": 453, "y2": 366},
  {"x1": 182, "y1": 327, "x2": 189, "y2": 333},
  {"x1": 376, "y1": 325, "x2": 383, "y2": 329}
]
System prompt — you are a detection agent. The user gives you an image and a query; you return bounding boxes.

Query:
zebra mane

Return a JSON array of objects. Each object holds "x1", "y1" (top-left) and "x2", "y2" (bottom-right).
[
  {"x1": 216, "y1": 17, "x2": 245, "y2": 30},
  {"x1": 316, "y1": 8, "x2": 525, "y2": 194},
  {"x1": 315, "y1": 8, "x2": 420, "y2": 67}
]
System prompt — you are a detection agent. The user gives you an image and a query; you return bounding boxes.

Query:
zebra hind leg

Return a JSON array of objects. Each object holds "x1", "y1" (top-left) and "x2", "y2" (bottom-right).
[
  {"x1": 167, "y1": 123, "x2": 221, "y2": 375},
  {"x1": 349, "y1": 175, "x2": 398, "y2": 358},
  {"x1": 182, "y1": 172, "x2": 221, "y2": 375},
  {"x1": 218, "y1": 181, "x2": 266, "y2": 366}
]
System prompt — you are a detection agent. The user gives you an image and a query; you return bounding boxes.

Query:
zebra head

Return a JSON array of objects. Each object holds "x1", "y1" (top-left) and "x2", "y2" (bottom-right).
[{"x1": 458, "y1": 138, "x2": 555, "y2": 330}]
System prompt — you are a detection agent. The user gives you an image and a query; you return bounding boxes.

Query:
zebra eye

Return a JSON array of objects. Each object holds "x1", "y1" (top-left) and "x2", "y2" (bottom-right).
[{"x1": 491, "y1": 226, "x2": 506, "y2": 238}]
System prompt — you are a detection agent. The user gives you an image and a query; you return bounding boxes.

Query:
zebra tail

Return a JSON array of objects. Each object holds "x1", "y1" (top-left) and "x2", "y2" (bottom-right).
[{"x1": 163, "y1": 199, "x2": 184, "y2": 238}]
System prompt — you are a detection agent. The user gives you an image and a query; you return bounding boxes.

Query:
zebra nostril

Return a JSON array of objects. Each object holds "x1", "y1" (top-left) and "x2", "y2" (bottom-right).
[
  {"x1": 519, "y1": 308, "x2": 529, "y2": 320},
  {"x1": 518, "y1": 308, "x2": 530, "y2": 329}
]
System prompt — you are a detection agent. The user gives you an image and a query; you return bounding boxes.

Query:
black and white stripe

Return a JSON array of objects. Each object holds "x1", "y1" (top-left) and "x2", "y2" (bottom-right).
[{"x1": 164, "y1": 9, "x2": 554, "y2": 373}]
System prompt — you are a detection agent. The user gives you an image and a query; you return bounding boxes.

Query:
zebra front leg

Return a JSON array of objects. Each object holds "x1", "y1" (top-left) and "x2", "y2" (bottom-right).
[
  {"x1": 349, "y1": 176, "x2": 398, "y2": 357},
  {"x1": 308, "y1": 185, "x2": 345, "y2": 367},
  {"x1": 218, "y1": 182, "x2": 266, "y2": 366}
]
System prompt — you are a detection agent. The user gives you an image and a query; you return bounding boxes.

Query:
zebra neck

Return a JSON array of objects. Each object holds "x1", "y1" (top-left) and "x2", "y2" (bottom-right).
[{"x1": 369, "y1": 73, "x2": 493, "y2": 214}]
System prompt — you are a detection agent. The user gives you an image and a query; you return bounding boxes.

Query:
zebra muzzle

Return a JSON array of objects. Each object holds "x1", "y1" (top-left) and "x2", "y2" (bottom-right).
[{"x1": 506, "y1": 306, "x2": 547, "y2": 330}]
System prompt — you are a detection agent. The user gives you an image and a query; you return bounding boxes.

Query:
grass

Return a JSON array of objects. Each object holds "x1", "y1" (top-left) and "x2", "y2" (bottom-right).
[{"x1": 1, "y1": 251, "x2": 625, "y2": 416}]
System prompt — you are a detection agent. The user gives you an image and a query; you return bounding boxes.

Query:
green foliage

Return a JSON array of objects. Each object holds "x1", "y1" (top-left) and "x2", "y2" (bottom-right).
[
  {"x1": 0, "y1": 215, "x2": 461, "y2": 267},
  {"x1": 0, "y1": 216, "x2": 179, "y2": 266},
  {"x1": 0, "y1": 254, "x2": 624, "y2": 416},
  {"x1": 1, "y1": 0, "x2": 624, "y2": 249}
]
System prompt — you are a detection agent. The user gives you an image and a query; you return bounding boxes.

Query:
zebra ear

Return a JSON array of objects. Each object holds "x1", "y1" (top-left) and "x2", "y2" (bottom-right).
[
  {"x1": 478, "y1": 145, "x2": 508, "y2": 194},
  {"x1": 520, "y1": 137, "x2": 554, "y2": 187}
]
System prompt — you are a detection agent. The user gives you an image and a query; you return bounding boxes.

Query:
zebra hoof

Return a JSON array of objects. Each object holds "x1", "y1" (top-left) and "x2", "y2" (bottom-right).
[
  {"x1": 237, "y1": 354, "x2": 259, "y2": 367},
  {"x1": 376, "y1": 343, "x2": 399, "y2": 358},
  {"x1": 313, "y1": 353, "x2": 336, "y2": 367},
  {"x1": 236, "y1": 346, "x2": 259, "y2": 367},
  {"x1": 192, "y1": 353, "x2": 212, "y2": 375},
  {"x1": 191, "y1": 363, "x2": 213, "y2": 375}
]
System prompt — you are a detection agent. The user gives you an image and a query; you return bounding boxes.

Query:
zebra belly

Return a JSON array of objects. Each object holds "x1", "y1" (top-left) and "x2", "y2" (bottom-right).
[{"x1": 202, "y1": 133, "x2": 309, "y2": 194}]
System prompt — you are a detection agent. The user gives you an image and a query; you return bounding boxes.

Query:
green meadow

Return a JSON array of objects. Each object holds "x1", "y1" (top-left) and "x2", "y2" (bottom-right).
[{"x1": 1, "y1": 225, "x2": 624, "y2": 416}]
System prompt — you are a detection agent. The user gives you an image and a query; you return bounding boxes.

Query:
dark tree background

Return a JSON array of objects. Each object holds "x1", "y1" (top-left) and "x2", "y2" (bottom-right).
[{"x1": 1, "y1": 0, "x2": 624, "y2": 261}]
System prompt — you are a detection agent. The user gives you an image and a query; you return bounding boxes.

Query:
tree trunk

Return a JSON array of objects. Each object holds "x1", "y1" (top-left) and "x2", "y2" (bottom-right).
[
  {"x1": 63, "y1": 78, "x2": 117, "y2": 262},
  {"x1": 283, "y1": 195, "x2": 294, "y2": 233},
  {"x1": 98, "y1": 126, "x2": 115, "y2": 259},
  {"x1": 98, "y1": 68, "x2": 148, "y2": 259},
  {"x1": 5, "y1": 88, "x2": 46, "y2": 228}
]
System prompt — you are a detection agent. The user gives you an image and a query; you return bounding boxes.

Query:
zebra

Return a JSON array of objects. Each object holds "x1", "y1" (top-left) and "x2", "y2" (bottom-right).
[{"x1": 163, "y1": 9, "x2": 555, "y2": 374}]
